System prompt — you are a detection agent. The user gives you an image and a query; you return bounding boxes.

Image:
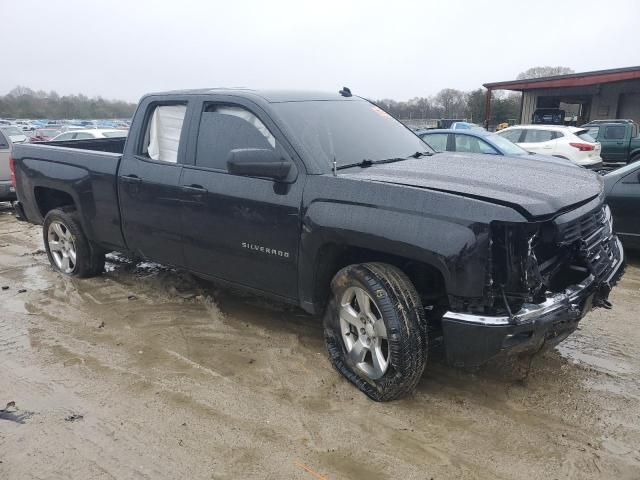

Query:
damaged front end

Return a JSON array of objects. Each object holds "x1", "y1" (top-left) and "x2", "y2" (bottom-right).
[{"x1": 442, "y1": 204, "x2": 624, "y2": 368}]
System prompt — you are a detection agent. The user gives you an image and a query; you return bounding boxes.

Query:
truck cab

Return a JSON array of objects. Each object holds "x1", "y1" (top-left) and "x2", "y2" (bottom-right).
[{"x1": 582, "y1": 119, "x2": 640, "y2": 163}]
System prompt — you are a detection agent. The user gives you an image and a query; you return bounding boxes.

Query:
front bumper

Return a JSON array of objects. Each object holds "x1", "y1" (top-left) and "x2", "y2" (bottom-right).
[{"x1": 441, "y1": 237, "x2": 624, "y2": 367}]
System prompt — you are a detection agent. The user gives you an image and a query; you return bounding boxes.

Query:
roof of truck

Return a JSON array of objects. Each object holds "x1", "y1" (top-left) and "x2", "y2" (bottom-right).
[{"x1": 145, "y1": 88, "x2": 359, "y2": 103}]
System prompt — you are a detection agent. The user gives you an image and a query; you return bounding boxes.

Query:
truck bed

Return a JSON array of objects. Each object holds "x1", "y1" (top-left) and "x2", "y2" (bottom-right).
[
  {"x1": 12, "y1": 141, "x2": 126, "y2": 251},
  {"x1": 44, "y1": 136, "x2": 127, "y2": 154}
]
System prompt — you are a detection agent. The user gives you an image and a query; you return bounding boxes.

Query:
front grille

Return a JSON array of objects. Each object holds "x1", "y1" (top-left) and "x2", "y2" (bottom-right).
[
  {"x1": 557, "y1": 205, "x2": 615, "y2": 280},
  {"x1": 560, "y1": 207, "x2": 606, "y2": 245}
]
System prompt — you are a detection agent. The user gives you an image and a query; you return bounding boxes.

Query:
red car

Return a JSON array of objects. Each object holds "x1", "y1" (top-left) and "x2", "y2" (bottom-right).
[{"x1": 30, "y1": 128, "x2": 61, "y2": 142}]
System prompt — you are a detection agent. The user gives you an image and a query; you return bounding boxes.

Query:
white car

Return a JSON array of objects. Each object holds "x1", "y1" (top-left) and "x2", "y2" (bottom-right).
[
  {"x1": 496, "y1": 125, "x2": 602, "y2": 168},
  {"x1": 50, "y1": 129, "x2": 127, "y2": 141}
]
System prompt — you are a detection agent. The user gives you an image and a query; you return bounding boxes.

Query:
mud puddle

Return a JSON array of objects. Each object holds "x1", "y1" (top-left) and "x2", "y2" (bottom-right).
[{"x1": 1, "y1": 207, "x2": 640, "y2": 479}]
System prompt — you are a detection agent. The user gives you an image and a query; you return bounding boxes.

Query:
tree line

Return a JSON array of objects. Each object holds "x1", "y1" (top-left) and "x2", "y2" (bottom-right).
[
  {"x1": 1, "y1": 66, "x2": 572, "y2": 122},
  {"x1": 376, "y1": 88, "x2": 521, "y2": 124},
  {"x1": 375, "y1": 66, "x2": 574, "y2": 124},
  {"x1": 0, "y1": 86, "x2": 137, "y2": 119}
]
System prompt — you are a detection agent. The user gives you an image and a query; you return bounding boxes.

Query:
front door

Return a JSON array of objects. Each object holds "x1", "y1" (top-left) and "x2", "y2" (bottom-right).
[
  {"x1": 598, "y1": 124, "x2": 628, "y2": 162},
  {"x1": 180, "y1": 99, "x2": 303, "y2": 300},
  {"x1": 118, "y1": 101, "x2": 190, "y2": 266}
]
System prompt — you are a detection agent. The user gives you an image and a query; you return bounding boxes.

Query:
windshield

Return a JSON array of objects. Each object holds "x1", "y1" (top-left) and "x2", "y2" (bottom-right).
[
  {"x1": 485, "y1": 133, "x2": 529, "y2": 156},
  {"x1": 272, "y1": 100, "x2": 432, "y2": 168}
]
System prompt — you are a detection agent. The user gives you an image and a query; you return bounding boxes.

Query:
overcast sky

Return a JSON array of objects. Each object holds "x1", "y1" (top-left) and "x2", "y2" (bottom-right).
[{"x1": 1, "y1": 0, "x2": 639, "y2": 102}]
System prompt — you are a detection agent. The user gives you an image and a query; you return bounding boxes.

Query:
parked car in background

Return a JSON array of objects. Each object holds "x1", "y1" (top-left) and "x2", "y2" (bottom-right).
[
  {"x1": 0, "y1": 126, "x2": 29, "y2": 144},
  {"x1": 30, "y1": 128, "x2": 62, "y2": 142},
  {"x1": 0, "y1": 119, "x2": 15, "y2": 126},
  {"x1": 449, "y1": 121, "x2": 483, "y2": 130},
  {"x1": 496, "y1": 125, "x2": 602, "y2": 168},
  {"x1": 417, "y1": 128, "x2": 576, "y2": 167},
  {"x1": 15, "y1": 120, "x2": 36, "y2": 132},
  {"x1": 532, "y1": 108, "x2": 565, "y2": 125},
  {"x1": 581, "y1": 120, "x2": 640, "y2": 164},
  {"x1": 50, "y1": 129, "x2": 127, "y2": 141},
  {"x1": 0, "y1": 127, "x2": 28, "y2": 201},
  {"x1": 604, "y1": 162, "x2": 640, "y2": 249}
]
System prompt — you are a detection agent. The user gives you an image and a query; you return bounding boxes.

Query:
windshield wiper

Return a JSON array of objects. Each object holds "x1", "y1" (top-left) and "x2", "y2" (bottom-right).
[{"x1": 336, "y1": 151, "x2": 434, "y2": 170}]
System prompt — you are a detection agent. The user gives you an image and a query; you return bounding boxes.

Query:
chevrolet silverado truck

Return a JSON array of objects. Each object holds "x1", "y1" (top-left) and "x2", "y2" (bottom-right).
[
  {"x1": 582, "y1": 119, "x2": 640, "y2": 163},
  {"x1": 10, "y1": 88, "x2": 624, "y2": 401}
]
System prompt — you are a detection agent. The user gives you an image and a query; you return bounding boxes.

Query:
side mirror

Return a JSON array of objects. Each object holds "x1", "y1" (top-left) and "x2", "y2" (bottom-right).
[{"x1": 227, "y1": 149, "x2": 292, "y2": 181}]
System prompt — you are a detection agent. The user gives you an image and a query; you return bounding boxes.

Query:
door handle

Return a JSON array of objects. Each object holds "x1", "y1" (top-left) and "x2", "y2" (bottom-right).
[{"x1": 121, "y1": 174, "x2": 142, "y2": 184}]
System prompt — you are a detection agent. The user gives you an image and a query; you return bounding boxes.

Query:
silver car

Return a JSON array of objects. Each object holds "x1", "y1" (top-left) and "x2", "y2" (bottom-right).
[{"x1": 0, "y1": 126, "x2": 28, "y2": 201}]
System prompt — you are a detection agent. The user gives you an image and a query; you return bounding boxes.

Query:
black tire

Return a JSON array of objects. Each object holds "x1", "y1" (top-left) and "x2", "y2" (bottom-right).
[
  {"x1": 323, "y1": 262, "x2": 427, "y2": 401},
  {"x1": 43, "y1": 207, "x2": 105, "y2": 278},
  {"x1": 630, "y1": 154, "x2": 640, "y2": 164}
]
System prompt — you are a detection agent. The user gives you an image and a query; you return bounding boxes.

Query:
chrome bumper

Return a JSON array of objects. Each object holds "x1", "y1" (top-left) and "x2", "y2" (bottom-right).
[{"x1": 443, "y1": 237, "x2": 624, "y2": 326}]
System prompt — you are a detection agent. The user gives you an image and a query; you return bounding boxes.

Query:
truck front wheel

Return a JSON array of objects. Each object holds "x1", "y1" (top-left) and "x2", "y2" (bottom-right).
[
  {"x1": 324, "y1": 262, "x2": 427, "y2": 401},
  {"x1": 43, "y1": 208, "x2": 105, "y2": 278}
]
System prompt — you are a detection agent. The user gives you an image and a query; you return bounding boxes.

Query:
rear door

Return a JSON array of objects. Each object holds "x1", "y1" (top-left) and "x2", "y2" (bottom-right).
[
  {"x1": 179, "y1": 96, "x2": 304, "y2": 299},
  {"x1": 598, "y1": 124, "x2": 628, "y2": 162},
  {"x1": 519, "y1": 129, "x2": 557, "y2": 154},
  {"x1": 118, "y1": 97, "x2": 192, "y2": 266}
]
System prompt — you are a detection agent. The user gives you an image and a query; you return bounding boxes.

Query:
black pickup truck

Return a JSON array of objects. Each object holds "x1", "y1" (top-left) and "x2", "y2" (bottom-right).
[{"x1": 11, "y1": 89, "x2": 624, "y2": 401}]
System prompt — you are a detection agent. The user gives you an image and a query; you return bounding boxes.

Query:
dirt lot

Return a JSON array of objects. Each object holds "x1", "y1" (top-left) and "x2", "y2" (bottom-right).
[{"x1": 0, "y1": 203, "x2": 639, "y2": 480}]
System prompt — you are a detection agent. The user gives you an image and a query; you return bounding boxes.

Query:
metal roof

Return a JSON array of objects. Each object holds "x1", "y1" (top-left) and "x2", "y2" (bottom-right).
[{"x1": 483, "y1": 65, "x2": 640, "y2": 91}]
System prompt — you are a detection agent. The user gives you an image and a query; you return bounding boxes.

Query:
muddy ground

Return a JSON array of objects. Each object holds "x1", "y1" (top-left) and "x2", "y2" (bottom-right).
[{"x1": 0, "y1": 203, "x2": 639, "y2": 480}]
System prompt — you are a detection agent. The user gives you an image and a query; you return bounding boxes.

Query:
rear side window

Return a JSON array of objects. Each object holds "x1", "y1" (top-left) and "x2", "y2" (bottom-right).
[
  {"x1": 585, "y1": 126, "x2": 600, "y2": 140},
  {"x1": 604, "y1": 125, "x2": 626, "y2": 140},
  {"x1": 141, "y1": 104, "x2": 187, "y2": 163},
  {"x1": 194, "y1": 104, "x2": 276, "y2": 171},
  {"x1": 0, "y1": 131, "x2": 7, "y2": 148},
  {"x1": 523, "y1": 129, "x2": 555, "y2": 143},
  {"x1": 497, "y1": 129, "x2": 522, "y2": 143},
  {"x1": 575, "y1": 129, "x2": 596, "y2": 143},
  {"x1": 421, "y1": 133, "x2": 448, "y2": 152}
]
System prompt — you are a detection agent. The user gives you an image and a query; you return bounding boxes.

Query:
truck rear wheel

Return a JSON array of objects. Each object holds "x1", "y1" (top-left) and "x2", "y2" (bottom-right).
[
  {"x1": 324, "y1": 262, "x2": 427, "y2": 401},
  {"x1": 43, "y1": 208, "x2": 105, "y2": 278}
]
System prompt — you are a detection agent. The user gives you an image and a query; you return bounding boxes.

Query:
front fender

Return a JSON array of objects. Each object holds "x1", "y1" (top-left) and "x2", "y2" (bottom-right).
[{"x1": 298, "y1": 200, "x2": 490, "y2": 308}]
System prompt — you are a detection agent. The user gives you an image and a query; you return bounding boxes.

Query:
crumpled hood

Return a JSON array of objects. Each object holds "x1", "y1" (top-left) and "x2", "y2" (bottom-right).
[{"x1": 341, "y1": 153, "x2": 603, "y2": 219}]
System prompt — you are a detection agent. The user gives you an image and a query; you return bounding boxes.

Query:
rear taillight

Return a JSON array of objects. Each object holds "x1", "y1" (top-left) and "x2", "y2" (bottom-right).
[
  {"x1": 569, "y1": 142, "x2": 595, "y2": 151},
  {"x1": 9, "y1": 157, "x2": 16, "y2": 187}
]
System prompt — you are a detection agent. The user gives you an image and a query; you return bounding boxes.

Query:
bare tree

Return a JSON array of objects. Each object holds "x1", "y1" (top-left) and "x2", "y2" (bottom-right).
[{"x1": 517, "y1": 66, "x2": 574, "y2": 80}]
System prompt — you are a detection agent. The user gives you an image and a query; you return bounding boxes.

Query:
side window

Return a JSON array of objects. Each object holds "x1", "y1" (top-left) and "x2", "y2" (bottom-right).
[
  {"x1": 524, "y1": 129, "x2": 554, "y2": 143},
  {"x1": 0, "y1": 131, "x2": 8, "y2": 148},
  {"x1": 498, "y1": 129, "x2": 522, "y2": 143},
  {"x1": 478, "y1": 139, "x2": 499, "y2": 154},
  {"x1": 421, "y1": 133, "x2": 447, "y2": 152},
  {"x1": 141, "y1": 104, "x2": 187, "y2": 163},
  {"x1": 75, "y1": 132, "x2": 94, "y2": 140},
  {"x1": 195, "y1": 104, "x2": 276, "y2": 171},
  {"x1": 604, "y1": 125, "x2": 626, "y2": 140},
  {"x1": 55, "y1": 132, "x2": 75, "y2": 141},
  {"x1": 454, "y1": 135, "x2": 498, "y2": 154}
]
